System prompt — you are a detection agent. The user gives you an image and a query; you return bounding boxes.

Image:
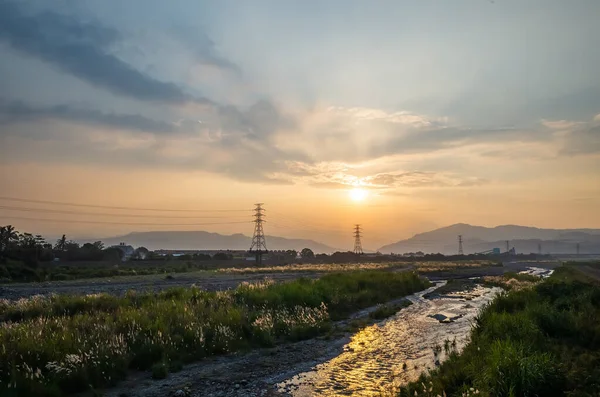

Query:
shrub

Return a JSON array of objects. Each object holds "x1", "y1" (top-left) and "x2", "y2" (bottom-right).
[{"x1": 151, "y1": 362, "x2": 168, "y2": 379}]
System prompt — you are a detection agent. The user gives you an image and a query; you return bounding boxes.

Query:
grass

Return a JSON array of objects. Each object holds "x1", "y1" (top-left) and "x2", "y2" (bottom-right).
[
  {"x1": 0, "y1": 259, "x2": 220, "y2": 283},
  {"x1": 369, "y1": 300, "x2": 412, "y2": 320},
  {"x1": 397, "y1": 266, "x2": 600, "y2": 396},
  {"x1": 0, "y1": 270, "x2": 431, "y2": 396},
  {"x1": 423, "y1": 279, "x2": 479, "y2": 299},
  {"x1": 415, "y1": 261, "x2": 500, "y2": 273},
  {"x1": 482, "y1": 271, "x2": 542, "y2": 290},
  {"x1": 216, "y1": 262, "x2": 407, "y2": 274}
]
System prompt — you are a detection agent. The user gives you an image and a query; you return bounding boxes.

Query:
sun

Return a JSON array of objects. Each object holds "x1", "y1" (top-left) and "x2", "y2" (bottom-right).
[{"x1": 349, "y1": 187, "x2": 368, "y2": 202}]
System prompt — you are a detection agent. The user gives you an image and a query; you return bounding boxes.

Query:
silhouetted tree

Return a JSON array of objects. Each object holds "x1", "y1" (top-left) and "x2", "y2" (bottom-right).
[
  {"x1": 55, "y1": 234, "x2": 67, "y2": 251},
  {"x1": 0, "y1": 225, "x2": 19, "y2": 257},
  {"x1": 133, "y1": 246, "x2": 149, "y2": 260},
  {"x1": 213, "y1": 252, "x2": 232, "y2": 260},
  {"x1": 300, "y1": 248, "x2": 315, "y2": 259}
]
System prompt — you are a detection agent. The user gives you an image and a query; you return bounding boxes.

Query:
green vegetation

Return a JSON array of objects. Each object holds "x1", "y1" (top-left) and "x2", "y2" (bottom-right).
[
  {"x1": 482, "y1": 271, "x2": 542, "y2": 290},
  {"x1": 0, "y1": 258, "x2": 219, "y2": 283},
  {"x1": 423, "y1": 278, "x2": 479, "y2": 299},
  {"x1": 369, "y1": 300, "x2": 412, "y2": 320},
  {"x1": 0, "y1": 271, "x2": 430, "y2": 396},
  {"x1": 502, "y1": 271, "x2": 540, "y2": 283},
  {"x1": 398, "y1": 266, "x2": 600, "y2": 396}
]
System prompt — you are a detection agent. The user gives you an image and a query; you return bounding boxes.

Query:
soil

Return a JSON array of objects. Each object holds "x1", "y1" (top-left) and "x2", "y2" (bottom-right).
[{"x1": 0, "y1": 271, "x2": 322, "y2": 300}]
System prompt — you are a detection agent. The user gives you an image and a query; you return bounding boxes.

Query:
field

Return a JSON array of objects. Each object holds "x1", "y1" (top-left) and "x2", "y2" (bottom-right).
[
  {"x1": 0, "y1": 270, "x2": 431, "y2": 396},
  {"x1": 0, "y1": 260, "x2": 507, "y2": 301},
  {"x1": 397, "y1": 265, "x2": 600, "y2": 396}
]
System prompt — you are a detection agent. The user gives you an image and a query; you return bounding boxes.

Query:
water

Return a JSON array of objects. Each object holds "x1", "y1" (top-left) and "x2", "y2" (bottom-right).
[{"x1": 277, "y1": 282, "x2": 502, "y2": 396}]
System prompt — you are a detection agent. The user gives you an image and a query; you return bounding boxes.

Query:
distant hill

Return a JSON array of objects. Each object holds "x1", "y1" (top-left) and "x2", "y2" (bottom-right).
[
  {"x1": 378, "y1": 223, "x2": 600, "y2": 255},
  {"x1": 88, "y1": 231, "x2": 338, "y2": 253}
]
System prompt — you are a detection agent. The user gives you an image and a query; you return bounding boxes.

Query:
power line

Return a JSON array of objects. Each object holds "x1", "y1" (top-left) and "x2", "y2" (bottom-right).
[
  {"x1": 0, "y1": 196, "x2": 251, "y2": 212},
  {"x1": 0, "y1": 205, "x2": 249, "y2": 219},
  {"x1": 0, "y1": 215, "x2": 252, "y2": 227}
]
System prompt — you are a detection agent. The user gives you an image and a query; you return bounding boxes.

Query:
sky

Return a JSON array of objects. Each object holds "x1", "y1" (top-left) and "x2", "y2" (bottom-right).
[{"x1": 1, "y1": 0, "x2": 599, "y2": 250}]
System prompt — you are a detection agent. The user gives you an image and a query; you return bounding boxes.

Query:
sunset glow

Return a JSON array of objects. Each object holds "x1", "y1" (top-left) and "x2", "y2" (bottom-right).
[{"x1": 349, "y1": 188, "x2": 368, "y2": 202}]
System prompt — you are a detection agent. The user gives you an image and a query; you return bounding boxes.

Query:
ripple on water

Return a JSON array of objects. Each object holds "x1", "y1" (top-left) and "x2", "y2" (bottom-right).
[{"x1": 277, "y1": 283, "x2": 502, "y2": 396}]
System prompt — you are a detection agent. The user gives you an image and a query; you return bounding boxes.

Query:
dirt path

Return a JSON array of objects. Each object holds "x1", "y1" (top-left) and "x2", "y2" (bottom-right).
[{"x1": 0, "y1": 272, "x2": 321, "y2": 300}]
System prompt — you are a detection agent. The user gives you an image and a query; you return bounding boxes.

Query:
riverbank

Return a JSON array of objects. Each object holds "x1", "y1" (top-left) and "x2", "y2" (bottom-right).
[
  {"x1": 0, "y1": 271, "x2": 430, "y2": 397},
  {"x1": 398, "y1": 265, "x2": 600, "y2": 396}
]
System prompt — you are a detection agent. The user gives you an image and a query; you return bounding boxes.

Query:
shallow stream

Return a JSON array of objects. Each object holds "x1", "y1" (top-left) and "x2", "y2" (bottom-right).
[{"x1": 276, "y1": 282, "x2": 502, "y2": 396}]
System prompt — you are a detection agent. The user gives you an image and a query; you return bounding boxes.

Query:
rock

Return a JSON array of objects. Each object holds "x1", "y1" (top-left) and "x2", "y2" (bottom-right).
[{"x1": 428, "y1": 312, "x2": 463, "y2": 323}]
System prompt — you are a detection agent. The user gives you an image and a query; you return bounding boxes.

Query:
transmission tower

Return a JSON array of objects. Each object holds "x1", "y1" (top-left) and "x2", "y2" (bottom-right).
[
  {"x1": 249, "y1": 203, "x2": 268, "y2": 265},
  {"x1": 353, "y1": 224, "x2": 363, "y2": 255},
  {"x1": 458, "y1": 235, "x2": 464, "y2": 255},
  {"x1": 538, "y1": 243, "x2": 542, "y2": 255},
  {"x1": 505, "y1": 240, "x2": 510, "y2": 253},
  {"x1": 576, "y1": 243, "x2": 580, "y2": 256}
]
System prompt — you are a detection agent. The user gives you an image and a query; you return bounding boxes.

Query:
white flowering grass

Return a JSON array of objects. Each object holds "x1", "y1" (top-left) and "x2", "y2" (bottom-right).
[{"x1": 0, "y1": 271, "x2": 429, "y2": 396}]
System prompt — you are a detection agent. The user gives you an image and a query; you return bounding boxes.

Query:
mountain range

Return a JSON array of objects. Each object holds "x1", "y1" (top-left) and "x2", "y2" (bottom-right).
[
  {"x1": 86, "y1": 224, "x2": 600, "y2": 255},
  {"x1": 377, "y1": 224, "x2": 600, "y2": 255},
  {"x1": 92, "y1": 231, "x2": 338, "y2": 253}
]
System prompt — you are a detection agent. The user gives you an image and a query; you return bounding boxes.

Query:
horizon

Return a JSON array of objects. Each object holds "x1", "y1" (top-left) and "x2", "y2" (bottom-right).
[
  {"x1": 25, "y1": 221, "x2": 600, "y2": 253},
  {"x1": 2, "y1": 1, "x2": 600, "y2": 250}
]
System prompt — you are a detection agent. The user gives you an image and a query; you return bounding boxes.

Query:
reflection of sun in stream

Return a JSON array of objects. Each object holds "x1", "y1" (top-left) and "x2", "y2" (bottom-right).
[{"x1": 277, "y1": 284, "x2": 503, "y2": 396}]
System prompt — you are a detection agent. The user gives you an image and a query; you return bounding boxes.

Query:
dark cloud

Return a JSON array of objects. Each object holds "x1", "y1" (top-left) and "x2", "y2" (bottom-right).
[
  {"x1": 0, "y1": 97, "x2": 306, "y2": 184},
  {"x1": 0, "y1": 1, "x2": 199, "y2": 104},
  {"x1": 216, "y1": 100, "x2": 295, "y2": 141},
  {"x1": 0, "y1": 100, "x2": 178, "y2": 134},
  {"x1": 371, "y1": 126, "x2": 540, "y2": 158}
]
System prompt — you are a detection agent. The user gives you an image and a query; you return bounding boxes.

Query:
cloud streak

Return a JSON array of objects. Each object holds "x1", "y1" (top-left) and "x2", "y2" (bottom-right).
[
  {"x1": 0, "y1": 1, "x2": 199, "y2": 104},
  {"x1": 0, "y1": 100, "x2": 179, "y2": 134}
]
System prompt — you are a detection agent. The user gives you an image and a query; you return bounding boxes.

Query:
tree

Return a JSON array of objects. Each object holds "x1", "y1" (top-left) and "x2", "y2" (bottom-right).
[
  {"x1": 0, "y1": 225, "x2": 19, "y2": 254},
  {"x1": 300, "y1": 248, "x2": 315, "y2": 259},
  {"x1": 55, "y1": 235, "x2": 67, "y2": 251},
  {"x1": 133, "y1": 246, "x2": 149, "y2": 260},
  {"x1": 92, "y1": 241, "x2": 105, "y2": 251},
  {"x1": 285, "y1": 249, "x2": 298, "y2": 258},
  {"x1": 213, "y1": 252, "x2": 231, "y2": 260},
  {"x1": 102, "y1": 247, "x2": 124, "y2": 262}
]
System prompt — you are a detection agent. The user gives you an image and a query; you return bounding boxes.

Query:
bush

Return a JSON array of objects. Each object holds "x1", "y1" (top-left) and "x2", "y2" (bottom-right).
[
  {"x1": 151, "y1": 362, "x2": 168, "y2": 380},
  {"x1": 398, "y1": 266, "x2": 600, "y2": 397}
]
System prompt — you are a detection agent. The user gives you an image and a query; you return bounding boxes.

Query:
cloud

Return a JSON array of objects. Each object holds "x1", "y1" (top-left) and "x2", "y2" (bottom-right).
[
  {"x1": 0, "y1": 97, "x2": 305, "y2": 184},
  {"x1": 541, "y1": 113, "x2": 600, "y2": 156},
  {"x1": 561, "y1": 124, "x2": 600, "y2": 155},
  {"x1": 0, "y1": 100, "x2": 180, "y2": 134},
  {"x1": 283, "y1": 106, "x2": 551, "y2": 165},
  {"x1": 304, "y1": 168, "x2": 488, "y2": 191},
  {"x1": 0, "y1": 1, "x2": 199, "y2": 104},
  {"x1": 363, "y1": 172, "x2": 488, "y2": 188},
  {"x1": 169, "y1": 25, "x2": 241, "y2": 75}
]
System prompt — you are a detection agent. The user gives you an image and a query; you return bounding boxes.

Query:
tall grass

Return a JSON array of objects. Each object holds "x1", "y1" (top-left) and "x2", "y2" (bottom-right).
[
  {"x1": 0, "y1": 271, "x2": 429, "y2": 396},
  {"x1": 397, "y1": 266, "x2": 600, "y2": 397}
]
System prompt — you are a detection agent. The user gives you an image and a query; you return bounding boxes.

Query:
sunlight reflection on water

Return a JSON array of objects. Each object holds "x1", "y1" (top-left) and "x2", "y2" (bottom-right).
[{"x1": 277, "y1": 283, "x2": 502, "y2": 396}]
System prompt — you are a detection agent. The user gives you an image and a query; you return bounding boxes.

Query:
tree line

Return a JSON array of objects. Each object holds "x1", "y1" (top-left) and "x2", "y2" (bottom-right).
[{"x1": 0, "y1": 225, "x2": 143, "y2": 266}]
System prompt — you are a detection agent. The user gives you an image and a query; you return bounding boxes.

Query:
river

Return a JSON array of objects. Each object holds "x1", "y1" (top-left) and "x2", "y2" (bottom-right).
[{"x1": 276, "y1": 282, "x2": 502, "y2": 396}]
